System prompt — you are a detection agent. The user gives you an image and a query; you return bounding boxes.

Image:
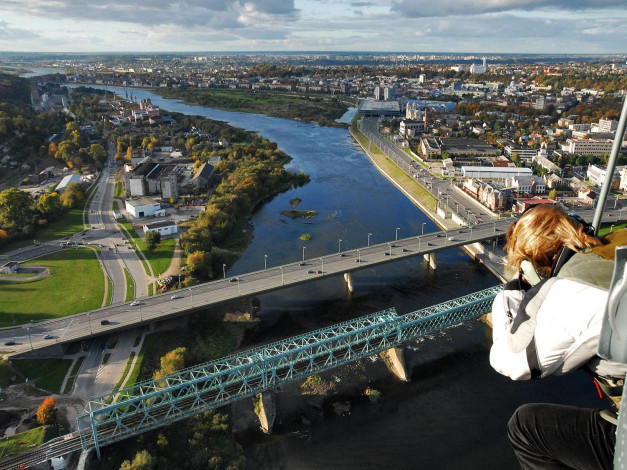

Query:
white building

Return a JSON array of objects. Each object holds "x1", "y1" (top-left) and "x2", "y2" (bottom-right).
[
  {"x1": 469, "y1": 58, "x2": 487, "y2": 74},
  {"x1": 461, "y1": 166, "x2": 532, "y2": 179},
  {"x1": 507, "y1": 175, "x2": 546, "y2": 194},
  {"x1": 142, "y1": 219, "x2": 178, "y2": 236},
  {"x1": 399, "y1": 120, "x2": 425, "y2": 138},
  {"x1": 561, "y1": 139, "x2": 616, "y2": 156},
  {"x1": 125, "y1": 198, "x2": 163, "y2": 218},
  {"x1": 587, "y1": 164, "x2": 623, "y2": 188},
  {"x1": 56, "y1": 174, "x2": 82, "y2": 193},
  {"x1": 598, "y1": 118, "x2": 618, "y2": 133}
]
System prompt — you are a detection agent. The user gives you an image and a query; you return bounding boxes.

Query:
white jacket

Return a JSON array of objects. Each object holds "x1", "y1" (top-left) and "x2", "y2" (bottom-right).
[{"x1": 490, "y1": 277, "x2": 627, "y2": 380}]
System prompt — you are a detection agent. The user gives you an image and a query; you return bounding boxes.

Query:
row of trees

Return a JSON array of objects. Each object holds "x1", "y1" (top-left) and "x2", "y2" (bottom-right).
[{"x1": 0, "y1": 184, "x2": 84, "y2": 245}]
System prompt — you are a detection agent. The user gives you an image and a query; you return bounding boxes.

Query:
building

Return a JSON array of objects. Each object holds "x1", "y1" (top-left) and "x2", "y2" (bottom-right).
[
  {"x1": 599, "y1": 118, "x2": 618, "y2": 133},
  {"x1": 190, "y1": 163, "x2": 214, "y2": 191},
  {"x1": 124, "y1": 161, "x2": 179, "y2": 200},
  {"x1": 504, "y1": 146, "x2": 538, "y2": 164},
  {"x1": 399, "y1": 120, "x2": 425, "y2": 138},
  {"x1": 461, "y1": 166, "x2": 532, "y2": 179},
  {"x1": 125, "y1": 198, "x2": 163, "y2": 218},
  {"x1": 587, "y1": 164, "x2": 623, "y2": 188},
  {"x1": 357, "y1": 99, "x2": 402, "y2": 117},
  {"x1": 514, "y1": 198, "x2": 558, "y2": 213},
  {"x1": 507, "y1": 175, "x2": 546, "y2": 195},
  {"x1": 56, "y1": 174, "x2": 82, "y2": 193},
  {"x1": 561, "y1": 138, "x2": 616, "y2": 156},
  {"x1": 142, "y1": 219, "x2": 178, "y2": 236},
  {"x1": 532, "y1": 153, "x2": 561, "y2": 175},
  {"x1": 469, "y1": 58, "x2": 487, "y2": 74}
]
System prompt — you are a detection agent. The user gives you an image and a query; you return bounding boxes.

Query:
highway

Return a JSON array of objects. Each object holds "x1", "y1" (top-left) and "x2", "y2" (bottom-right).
[{"x1": 0, "y1": 218, "x2": 512, "y2": 356}]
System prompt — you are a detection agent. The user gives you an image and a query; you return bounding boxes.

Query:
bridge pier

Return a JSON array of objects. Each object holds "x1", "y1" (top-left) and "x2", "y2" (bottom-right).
[
  {"x1": 383, "y1": 347, "x2": 410, "y2": 382},
  {"x1": 256, "y1": 391, "x2": 276, "y2": 434},
  {"x1": 423, "y1": 252, "x2": 437, "y2": 270},
  {"x1": 344, "y1": 273, "x2": 354, "y2": 293}
]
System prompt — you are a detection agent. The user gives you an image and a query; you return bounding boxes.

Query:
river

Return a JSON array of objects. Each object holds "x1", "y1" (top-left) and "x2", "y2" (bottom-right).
[{"x1": 67, "y1": 85, "x2": 605, "y2": 469}]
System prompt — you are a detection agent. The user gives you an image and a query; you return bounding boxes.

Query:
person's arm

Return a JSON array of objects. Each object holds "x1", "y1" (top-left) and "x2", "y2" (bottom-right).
[{"x1": 489, "y1": 288, "x2": 535, "y2": 380}]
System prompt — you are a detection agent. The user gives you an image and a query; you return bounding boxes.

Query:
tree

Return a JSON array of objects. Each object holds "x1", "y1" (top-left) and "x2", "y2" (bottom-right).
[
  {"x1": 145, "y1": 230, "x2": 161, "y2": 252},
  {"x1": 0, "y1": 188, "x2": 34, "y2": 229},
  {"x1": 36, "y1": 396, "x2": 56, "y2": 425},
  {"x1": 548, "y1": 189, "x2": 557, "y2": 200},
  {"x1": 36, "y1": 192, "x2": 62, "y2": 219},
  {"x1": 154, "y1": 347, "x2": 186, "y2": 381},
  {"x1": 120, "y1": 450, "x2": 156, "y2": 470},
  {"x1": 88, "y1": 143, "x2": 107, "y2": 167}
]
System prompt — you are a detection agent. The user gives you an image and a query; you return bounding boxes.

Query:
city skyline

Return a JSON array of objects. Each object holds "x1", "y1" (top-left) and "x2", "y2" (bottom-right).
[{"x1": 0, "y1": 0, "x2": 626, "y2": 55}]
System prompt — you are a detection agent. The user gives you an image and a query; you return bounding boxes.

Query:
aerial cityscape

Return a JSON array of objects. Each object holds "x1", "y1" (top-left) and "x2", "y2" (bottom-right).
[{"x1": 0, "y1": 1, "x2": 626, "y2": 470}]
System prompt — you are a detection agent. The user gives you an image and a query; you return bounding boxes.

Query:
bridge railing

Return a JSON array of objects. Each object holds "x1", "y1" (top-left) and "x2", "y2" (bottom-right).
[{"x1": 76, "y1": 285, "x2": 504, "y2": 454}]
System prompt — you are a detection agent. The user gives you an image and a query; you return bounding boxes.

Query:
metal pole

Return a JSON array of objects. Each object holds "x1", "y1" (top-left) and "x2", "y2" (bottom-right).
[
  {"x1": 388, "y1": 243, "x2": 392, "y2": 256},
  {"x1": 395, "y1": 227, "x2": 400, "y2": 241},
  {"x1": 27, "y1": 328, "x2": 33, "y2": 350},
  {"x1": 320, "y1": 258, "x2": 324, "y2": 274},
  {"x1": 189, "y1": 288, "x2": 192, "y2": 306},
  {"x1": 368, "y1": 233, "x2": 372, "y2": 247},
  {"x1": 592, "y1": 94, "x2": 627, "y2": 234},
  {"x1": 302, "y1": 246, "x2": 306, "y2": 262},
  {"x1": 421, "y1": 222, "x2": 426, "y2": 236},
  {"x1": 264, "y1": 254, "x2": 267, "y2": 270},
  {"x1": 338, "y1": 239, "x2": 342, "y2": 253},
  {"x1": 280, "y1": 267, "x2": 284, "y2": 285},
  {"x1": 223, "y1": 263, "x2": 226, "y2": 279}
]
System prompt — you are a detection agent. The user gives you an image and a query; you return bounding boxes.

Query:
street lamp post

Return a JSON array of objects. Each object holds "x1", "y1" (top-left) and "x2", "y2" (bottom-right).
[
  {"x1": 367, "y1": 233, "x2": 372, "y2": 247},
  {"x1": 189, "y1": 288, "x2": 192, "y2": 307},
  {"x1": 264, "y1": 254, "x2": 268, "y2": 270},
  {"x1": 223, "y1": 263, "x2": 226, "y2": 279},
  {"x1": 320, "y1": 258, "x2": 324, "y2": 274},
  {"x1": 338, "y1": 239, "x2": 342, "y2": 253},
  {"x1": 421, "y1": 222, "x2": 426, "y2": 236},
  {"x1": 387, "y1": 243, "x2": 392, "y2": 257},
  {"x1": 27, "y1": 327, "x2": 33, "y2": 350},
  {"x1": 395, "y1": 227, "x2": 400, "y2": 241},
  {"x1": 357, "y1": 249, "x2": 361, "y2": 264},
  {"x1": 302, "y1": 246, "x2": 306, "y2": 262},
  {"x1": 611, "y1": 224, "x2": 615, "y2": 233}
]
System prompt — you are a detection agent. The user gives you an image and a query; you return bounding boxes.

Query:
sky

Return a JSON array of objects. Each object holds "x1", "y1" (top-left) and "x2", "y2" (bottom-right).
[{"x1": 0, "y1": 0, "x2": 625, "y2": 54}]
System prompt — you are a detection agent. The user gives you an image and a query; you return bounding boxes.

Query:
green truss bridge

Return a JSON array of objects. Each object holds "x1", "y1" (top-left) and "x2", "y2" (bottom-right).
[{"x1": 0, "y1": 285, "x2": 502, "y2": 469}]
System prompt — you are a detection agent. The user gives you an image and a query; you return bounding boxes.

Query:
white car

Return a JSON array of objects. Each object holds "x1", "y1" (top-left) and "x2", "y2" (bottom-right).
[
  {"x1": 171, "y1": 295, "x2": 181, "y2": 300},
  {"x1": 130, "y1": 301, "x2": 141, "y2": 306}
]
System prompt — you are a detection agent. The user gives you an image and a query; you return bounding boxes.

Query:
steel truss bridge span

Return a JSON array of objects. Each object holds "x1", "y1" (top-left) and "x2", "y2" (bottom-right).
[{"x1": 0, "y1": 285, "x2": 502, "y2": 469}]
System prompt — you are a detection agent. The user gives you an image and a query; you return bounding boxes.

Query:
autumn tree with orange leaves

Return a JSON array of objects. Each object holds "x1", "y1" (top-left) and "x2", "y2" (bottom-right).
[{"x1": 36, "y1": 396, "x2": 56, "y2": 425}]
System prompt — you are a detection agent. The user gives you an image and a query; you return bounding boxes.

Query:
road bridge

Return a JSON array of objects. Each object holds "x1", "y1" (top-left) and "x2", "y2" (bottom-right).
[
  {"x1": 0, "y1": 285, "x2": 502, "y2": 469},
  {"x1": 2, "y1": 220, "x2": 511, "y2": 357}
]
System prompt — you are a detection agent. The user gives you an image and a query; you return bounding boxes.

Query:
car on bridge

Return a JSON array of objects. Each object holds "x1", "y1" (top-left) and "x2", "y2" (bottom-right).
[
  {"x1": 43, "y1": 334, "x2": 53, "y2": 340},
  {"x1": 171, "y1": 295, "x2": 181, "y2": 300},
  {"x1": 130, "y1": 301, "x2": 141, "y2": 306}
]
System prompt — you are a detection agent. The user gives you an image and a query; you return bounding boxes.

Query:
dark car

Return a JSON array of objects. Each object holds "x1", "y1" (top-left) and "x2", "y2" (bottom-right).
[
  {"x1": 4, "y1": 341, "x2": 15, "y2": 346},
  {"x1": 229, "y1": 277, "x2": 238, "y2": 283},
  {"x1": 100, "y1": 319, "x2": 110, "y2": 325}
]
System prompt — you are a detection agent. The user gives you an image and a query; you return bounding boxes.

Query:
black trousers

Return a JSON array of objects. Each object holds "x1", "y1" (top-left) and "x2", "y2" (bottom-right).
[{"x1": 508, "y1": 403, "x2": 616, "y2": 470}]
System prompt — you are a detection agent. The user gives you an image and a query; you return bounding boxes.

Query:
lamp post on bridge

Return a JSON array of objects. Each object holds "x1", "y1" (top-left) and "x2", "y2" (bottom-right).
[
  {"x1": 387, "y1": 243, "x2": 392, "y2": 257},
  {"x1": 338, "y1": 239, "x2": 342, "y2": 254},
  {"x1": 320, "y1": 258, "x2": 324, "y2": 274},
  {"x1": 356, "y1": 249, "x2": 361, "y2": 264},
  {"x1": 421, "y1": 222, "x2": 426, "y2": 236},
  {"x1": 395, "y1": 227, "x2": 400, "y2": 241},
  {"x1": 302, "y1": 246, "x2": 306, "y2": 262},
  {"x1": 367, "y1": 233, "x2": 372, "y2": 247},
  {"x1": 222, "y1": 263, "x2": 226, "y2": 279},
  {"x1": 264, "y1": 254, "x2": 268, "y2": 270},
  {"x1": 27, "y1": 327, "x2": 33, "y2": 350}
]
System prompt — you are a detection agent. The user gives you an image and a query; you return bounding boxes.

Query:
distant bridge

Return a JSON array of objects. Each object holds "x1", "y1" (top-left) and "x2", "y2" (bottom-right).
[
  {"x1": 0, "y1": 285, "x2": 502, "y2": 469},
  {"x1": 5, "y1": 220, "x2": 511, "y2": 357}
]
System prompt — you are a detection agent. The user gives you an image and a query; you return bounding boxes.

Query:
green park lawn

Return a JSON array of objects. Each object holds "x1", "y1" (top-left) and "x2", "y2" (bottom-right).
[
  {"x1": 0, "y1": 248, "x2": 104, "y2": 326},
  {"x1": 0, "y1": 426, "x2": 58, "y2": 457}
]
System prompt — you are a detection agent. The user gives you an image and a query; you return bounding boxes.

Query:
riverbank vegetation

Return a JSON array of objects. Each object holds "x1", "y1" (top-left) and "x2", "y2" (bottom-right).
[
  {"x1": 156, "y1": 87, "x2": 349, "y2": 127},
  {"x1": 176, "y1": 114, "x2": 310, "y2": 282}
]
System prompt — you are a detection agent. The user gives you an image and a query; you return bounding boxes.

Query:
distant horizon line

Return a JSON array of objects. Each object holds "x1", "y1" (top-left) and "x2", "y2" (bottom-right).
[{"x1": 0, "y1": 50, "x2": 626, "y2": 58}]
